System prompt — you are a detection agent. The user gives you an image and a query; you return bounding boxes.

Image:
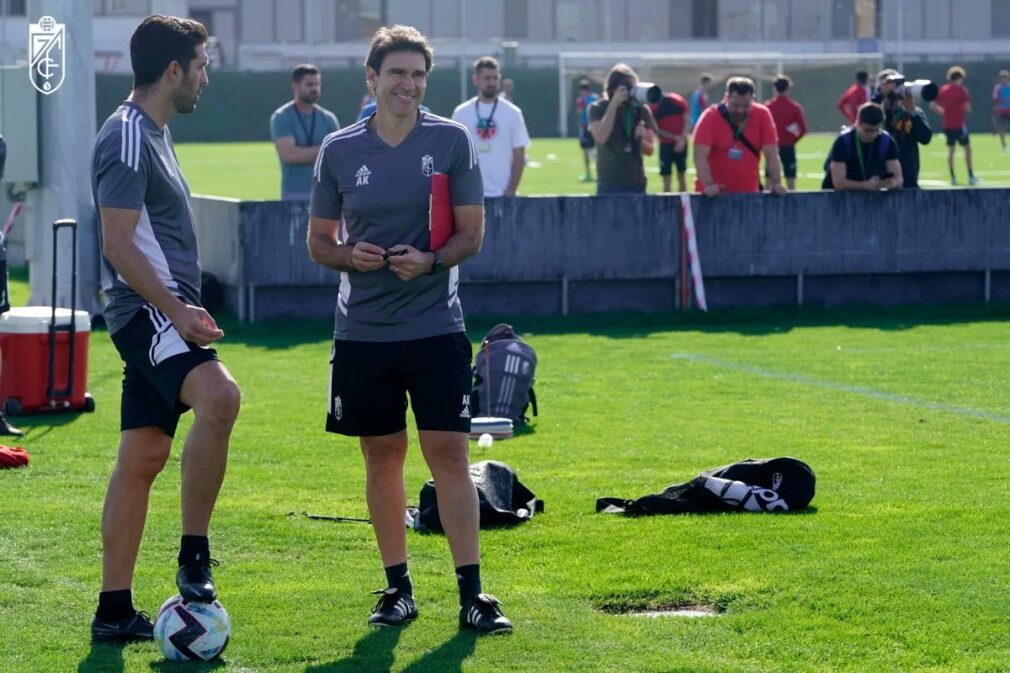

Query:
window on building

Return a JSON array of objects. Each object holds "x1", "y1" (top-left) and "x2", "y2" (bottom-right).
[
  {"x1": 190, "y1": 10, "x2": 213, "y2": 35},
  {"x1": 2, "y1": 0, "x2": 26, "y2": 15},
  {"x1": 995, "y1": 0, "x2": 1010, "y2": 36},
  {"x1": 692, "y1": 0, "x2": 717, "y2": 37},
  {"x1": 102, "y1": 0, "x2": 151, "y2": 14},
  {"x1": 359, "y1": 0, "x2": 385, "y2": 38},
  {"x1": 854, "y1": 0, "x2": 879, "y2": 38},
  {"x1": 505, "y1": 0, "x2": 527, "y2": 38}
]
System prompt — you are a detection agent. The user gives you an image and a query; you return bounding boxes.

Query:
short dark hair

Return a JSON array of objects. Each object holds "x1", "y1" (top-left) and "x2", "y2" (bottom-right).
[
  {"x1": 773, "y1": 74, "x2": 792, "y2": 93},
  {"x1": 473, "y1": 56, "x2": 499, "y2": 75},
  {"x1": 365, "y1": 25, "x2": 433, "y2": 74},
  {"x1": 947, "y1": 65, "x2": 965, "y2": 81},
  {"x1": 605, "y1": 63, "x2": 637, "y2": 99},
  {"x1": 700, "y1": 72, "x2": 713, "y2": 85},
  {"x1": 725, "y1": 76, "x2": 755, "y2": 97},
  {"x1": 130, "y1": 14, "x2": 208, "y2": 89},
  {"x1": 856, "y1": 71, "x2": 869, "y2": 84},
  {"x1": 856, "y1": 102, "x2": 884, "y2": 126},
  {"x1": 292, "y1": 64, "x2": 320, "y2": 82},
  {"x1": 578, "y1": 78, "x2": 591, "y2": 90}
]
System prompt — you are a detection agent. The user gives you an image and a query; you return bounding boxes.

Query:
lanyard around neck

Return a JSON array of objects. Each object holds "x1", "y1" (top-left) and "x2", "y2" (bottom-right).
[
  {"x1": 294, "y1": 106, "x2": 316, "y2": 146},
  {"x1": 476, "y1": 98, "x2": 498, "y2": 127},
  {"x1": 854, "y1": 133, "x2": 874, "y2": 181}
]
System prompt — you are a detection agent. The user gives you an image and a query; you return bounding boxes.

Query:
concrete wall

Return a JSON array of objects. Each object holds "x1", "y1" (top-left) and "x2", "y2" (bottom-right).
[{"x1": 192, "y1": 188, "x2": 1010, "y2": 323}]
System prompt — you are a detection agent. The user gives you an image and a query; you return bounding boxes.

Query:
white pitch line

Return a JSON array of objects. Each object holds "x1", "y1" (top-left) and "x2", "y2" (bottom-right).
[{"x1": 672, "y1": 352, "x2": 1010, "y2": 424}]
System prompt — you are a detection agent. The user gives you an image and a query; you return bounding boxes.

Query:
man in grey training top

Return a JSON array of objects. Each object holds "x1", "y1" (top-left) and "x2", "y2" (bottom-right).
[
  {"x1": 270, "y1": 64, "x2": 340, "y2": 200},
  {"x1": 307, "y1": 24, "x2": 513, "y2": 634},
  {"x1": 89, "y1": 14, "x2": 240, "y2": 642}
]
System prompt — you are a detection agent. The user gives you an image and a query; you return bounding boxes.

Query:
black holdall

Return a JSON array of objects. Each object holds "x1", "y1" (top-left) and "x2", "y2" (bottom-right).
[
  {"x1": 413, "y1": 460, "x2": 544, "y2": 532},
  {"x1": 596, "y1": 457, "x2": 815, "y2": 515}
]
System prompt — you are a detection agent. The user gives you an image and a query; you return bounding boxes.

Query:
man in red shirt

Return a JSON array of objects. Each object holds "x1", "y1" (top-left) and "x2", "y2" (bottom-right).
[
  {"x1": 693, "y1": 76, "x2": 785, "y2": 196},
  {"x1": 932, "y1": 66, "x2": 979, "y2": 186},
  {"x1": 648, "y1": 91, "x2": 690, "y2": 192},
  {"x1": 765, "y1": 74, "x2": 807, "y2": 191},
  {"x1": 837, "y1": 71, "x2": 871, "y2": 124}
]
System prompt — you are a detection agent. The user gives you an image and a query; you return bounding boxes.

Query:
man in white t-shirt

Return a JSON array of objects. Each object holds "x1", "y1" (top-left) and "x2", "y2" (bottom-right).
[{"x1": 452, "y1": 56, "x2": 531, "y2": 197}]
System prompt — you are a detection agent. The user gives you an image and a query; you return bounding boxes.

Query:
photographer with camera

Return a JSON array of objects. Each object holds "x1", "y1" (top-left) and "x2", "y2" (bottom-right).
[
  {"x1": 587, "y1": 63, "x2": 676, "y2": 195},
  {"x1": 822, "y1": 103, "x2": 902, "y2": 191},
  {"x1": 871, "y1": 69, "x2": 933, "y2": 189},
  {"x1": 693, "y1": 76, "x2": 785, "y2": 196}
]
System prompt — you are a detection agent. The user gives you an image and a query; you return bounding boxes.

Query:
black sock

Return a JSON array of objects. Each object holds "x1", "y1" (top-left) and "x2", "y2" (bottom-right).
[
  {"x1": 384, "y1": 562, "x2": 413, "y2": 596},
  {"x1": 455, "y1": 564, "x2": 482, "y2": 604},
  {"x1": 178, "y1": 535, "x2": 210, "y2": 566},
  {"x1": 96, "y1": 589, "x2": 134, "y2": 621},
  {"x1": 969, "y1": 168, "x2": 975, "y2": 178}
]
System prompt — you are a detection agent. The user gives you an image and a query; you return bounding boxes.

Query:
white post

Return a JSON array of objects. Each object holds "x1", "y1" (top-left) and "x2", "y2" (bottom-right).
[{"x1": 26, "y1": 1, "x2": 100, "y2": 315}]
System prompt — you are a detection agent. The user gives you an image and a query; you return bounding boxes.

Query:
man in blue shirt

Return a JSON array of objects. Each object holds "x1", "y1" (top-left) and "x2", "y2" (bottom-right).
[{"x1": 270, "y1": 64, "x2": 340, "y2": 200}]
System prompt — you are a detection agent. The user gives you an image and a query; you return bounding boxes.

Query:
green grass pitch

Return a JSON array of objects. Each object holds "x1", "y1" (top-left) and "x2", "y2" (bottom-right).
[
  {"x1": 5, "y1": 269, "x2": 1010, "y2": 671},
  {"x1": 174, "y1": 133, "x2": 1010, "y2": 200}
]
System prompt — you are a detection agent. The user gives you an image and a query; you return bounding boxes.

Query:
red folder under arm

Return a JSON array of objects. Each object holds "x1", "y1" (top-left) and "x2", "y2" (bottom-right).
[{"x1": 429, "y1": 172, "x2": 455, "y2": 251}]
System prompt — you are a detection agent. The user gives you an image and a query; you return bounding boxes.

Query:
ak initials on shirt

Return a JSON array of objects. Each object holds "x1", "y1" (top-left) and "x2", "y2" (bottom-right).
[{"x1": 355, "y1": 165, "x2": 371, "y2": 186}]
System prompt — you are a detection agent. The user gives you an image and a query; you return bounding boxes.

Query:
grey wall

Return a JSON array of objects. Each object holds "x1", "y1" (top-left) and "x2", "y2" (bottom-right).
[{"x1": 192, "y1": 189, "x2": 1010, "y2": 323}]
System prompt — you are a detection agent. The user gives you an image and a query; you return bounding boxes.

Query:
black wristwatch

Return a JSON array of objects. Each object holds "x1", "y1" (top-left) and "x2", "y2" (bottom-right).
[{"x1": 428, "y1": 251, "x2": 443, "y2": 275}]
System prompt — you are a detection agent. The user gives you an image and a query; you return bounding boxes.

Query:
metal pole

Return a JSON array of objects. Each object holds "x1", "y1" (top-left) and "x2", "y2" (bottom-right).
[
  {"x1": 558, "y1": 53, "x2": 567, "y2": 137},
  {"x1": 458, "y1": 0, "x2": 467, "y2": 105},
  {"x1": 896, "y1": 0, "x2": 904, "y2": 72}
]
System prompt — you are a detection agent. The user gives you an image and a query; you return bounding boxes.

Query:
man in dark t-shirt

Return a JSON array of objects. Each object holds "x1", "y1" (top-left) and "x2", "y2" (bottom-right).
[
  {"x1": 308, "y1": 25, "x2": 513, "y2": 635},
  {"x1": 89, "y1": 15, "x2": 241, "y2": 644},
  {"x1": 824, "y1": 102, "x2": 902, "y2": 191}
]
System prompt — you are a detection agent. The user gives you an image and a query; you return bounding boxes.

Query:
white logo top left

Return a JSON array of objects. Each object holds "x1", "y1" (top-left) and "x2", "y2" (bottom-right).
[{"x1": 29, "y1": 15, "x2": 65, "y2": 95}]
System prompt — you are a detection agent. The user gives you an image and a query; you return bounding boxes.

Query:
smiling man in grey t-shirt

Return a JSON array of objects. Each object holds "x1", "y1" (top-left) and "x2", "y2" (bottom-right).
[{"x1": 308, "y1": 25, "x2": 514, "y2": 635}]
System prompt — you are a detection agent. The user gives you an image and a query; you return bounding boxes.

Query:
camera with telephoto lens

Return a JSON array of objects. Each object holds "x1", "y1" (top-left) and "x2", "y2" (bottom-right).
[
  {"x1": 893, "y1": 78, "x2": 938, "y2": 103},
  {"x1": 629, "y1": 82, "x2": 662, "y2": 105}
]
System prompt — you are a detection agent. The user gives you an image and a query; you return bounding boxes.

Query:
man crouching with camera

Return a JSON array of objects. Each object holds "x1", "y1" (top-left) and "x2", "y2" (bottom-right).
[
  {"x1": 823, "y1": 102, "x2": 902, "y2": 191},
  {"x1": 871, "y1": 69, "x2": 932, "y2": 189}
]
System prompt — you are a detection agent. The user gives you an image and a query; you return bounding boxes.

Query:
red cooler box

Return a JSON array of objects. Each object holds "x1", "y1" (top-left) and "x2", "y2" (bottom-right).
[{"x1": 0, "y1": 306, "x2": 94, "y2": 415}]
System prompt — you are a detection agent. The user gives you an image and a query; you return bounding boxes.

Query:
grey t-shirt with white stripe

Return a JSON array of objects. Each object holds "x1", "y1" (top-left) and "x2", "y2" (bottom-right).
[
  {"x1": 92, "y1": 102, "x2": 202, "y2": 335},
  {"x1": 310, "y1": 111, "x2": 484, "y2": 342}
]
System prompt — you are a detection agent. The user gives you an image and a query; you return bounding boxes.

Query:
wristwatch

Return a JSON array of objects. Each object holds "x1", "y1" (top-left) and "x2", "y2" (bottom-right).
[{"x1": 428, "y1": 251, "x2": 443, "y2": 275}]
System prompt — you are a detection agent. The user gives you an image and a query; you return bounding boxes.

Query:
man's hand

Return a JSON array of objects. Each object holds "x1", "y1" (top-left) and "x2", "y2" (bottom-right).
[
  {"x1": 769, "y1": 182, "x2": 788, "y2": 196},
  {"x1": 901, "y1": 95, "x2": 916, "y2": 111},
  {"x1": 167, "y1": 304, "x2": 224, "y2": 346},
  {"x1": 351, "y1": 241, "x2": 388, "y2": 272},
  {"x1": 864, "y1": 176, "x2": 882, "y2": 191},
  {"x1": 702, "y1": 183, "x2": 724, "y2": 197},
  {"x1": 673, "y1": 135, "x2": 687, "y2": 152},
  {"x1": 386, "y1": 245, "x2": 434, "y2": 281},
  {"x1": 634, "y1": 121, "x2": 646, "y2": 139},
  {"x1": 612, "y1": 86, "x2": 630, "y2": 106}
]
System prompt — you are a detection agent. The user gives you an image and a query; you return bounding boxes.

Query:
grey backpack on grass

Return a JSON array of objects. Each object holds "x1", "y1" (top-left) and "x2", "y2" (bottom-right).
[{"x1": 471, "y1": 324, "x2": 538, "y2": 424}]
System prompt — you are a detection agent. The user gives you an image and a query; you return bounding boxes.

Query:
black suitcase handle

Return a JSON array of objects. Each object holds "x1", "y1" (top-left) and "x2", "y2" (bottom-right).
[{"x1": 47, "y1": 218, "x2": 78, "y2": 402}]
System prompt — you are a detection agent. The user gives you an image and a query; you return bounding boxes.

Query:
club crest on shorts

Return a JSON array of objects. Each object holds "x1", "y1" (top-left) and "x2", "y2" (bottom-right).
[
  {"x1": 421, "y1": 154, "x2": 434, "y2": 177},
  {"x1": 333, "y1": 395, "x2": 343, "y2": 421},
  {"x1": 29, "y1": 15, "x2": 65, "y2": 95}
]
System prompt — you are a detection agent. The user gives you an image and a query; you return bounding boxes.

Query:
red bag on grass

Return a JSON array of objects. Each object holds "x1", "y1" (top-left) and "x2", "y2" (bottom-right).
[{"x1": 0, "y1": 445, "x2": 29, "y2": 468}]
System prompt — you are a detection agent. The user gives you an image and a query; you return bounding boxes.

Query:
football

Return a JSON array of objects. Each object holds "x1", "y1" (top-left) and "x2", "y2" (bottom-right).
[{"x1": 153, "y1": 594, "x2": 231, "y2": 661}]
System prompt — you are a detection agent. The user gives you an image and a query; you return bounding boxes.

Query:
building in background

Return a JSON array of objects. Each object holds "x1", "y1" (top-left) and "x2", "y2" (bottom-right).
[{"x1": 1, "y1": 1, "x2": 1010, "y2": 72}]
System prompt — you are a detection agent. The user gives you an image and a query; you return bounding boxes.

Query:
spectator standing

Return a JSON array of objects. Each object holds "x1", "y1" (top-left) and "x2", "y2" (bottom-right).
[
  {"x1": 270, "y1": 64, "x2": 340, "y2": 200},
  {"x1": 692, "y1": 76, "x2": 785, "y2": 196},
  {"x1": 932, "y1": 66, "x2": 979, "y2": 185},
  {"x1": 575, "y1": 80, "x2": 600, "y2": 182},
  {"x1": 452, "y1": 56, "x2": 531, "y2": 197},
  {"x1": 765, "y1": 74, "x2": 807, "y2": 191},
  {"x1": 648, "y1": 90, "x2": 690, "y2": 192},
  {"x1": 837, "y1": 71, "x2": 872, "y2": 125},
  {"x1": 690, "y1": 73, "x2": 713, "y2": 127},
  {"x1": 992, "y1": 70, "x2": 1010, "y2": 153},
  {"x1": 823, "y1": 102, "x2": 902, "y2": 191}
]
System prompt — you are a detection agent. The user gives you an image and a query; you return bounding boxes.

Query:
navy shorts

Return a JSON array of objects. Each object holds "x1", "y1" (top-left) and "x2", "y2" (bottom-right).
[
  {"x1": 578, "y1": 126, "x2": 595, "y2": 149},
  {"x1": 778, "y1": 145, "x2": 797, "y2": 179},
  {"x1": 110, "y1": 304, "x2": 218, "y2": 437},
  {"x1": 326, "y1": 332, "x2": 473, "y2": 437},
  {"x1": 944, "y1": 127, "x2": 970, "y2": 146},
  {"x1": 659, "y1": 143, "x2": 688, "y2": 176}
]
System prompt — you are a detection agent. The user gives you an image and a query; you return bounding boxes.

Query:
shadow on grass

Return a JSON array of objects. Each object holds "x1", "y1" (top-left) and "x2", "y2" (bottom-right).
[
  {"x1": 399, "y1": 630, "x2": 478, "y2": 673},
  {"x1": 212, "y1": 302, "x2": 1010, "y2": 349},
  {"x1": 149, "y1": 656, "x2": 226, "y2": 672},
  {"x1": 77, "y1": 642, "x2": 125, "y2": 673},
  {"x1": 9, "y1": 409, "x2": 93, "y2": 441},
  {"x1": 305, "y1": 627, "x2": 402, "y2": 673}
]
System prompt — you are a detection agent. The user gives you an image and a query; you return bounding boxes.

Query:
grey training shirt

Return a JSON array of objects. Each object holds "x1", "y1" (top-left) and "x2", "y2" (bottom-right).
[
  {"x1": 270, "y1": 101, "x2": 340, "y2": 200},
  {"x1": 92, "y1": 102, "x2": 202, "y2": 335},
  {"x1": 310, "y1": 111, "x2": 484, "y2": 342}
]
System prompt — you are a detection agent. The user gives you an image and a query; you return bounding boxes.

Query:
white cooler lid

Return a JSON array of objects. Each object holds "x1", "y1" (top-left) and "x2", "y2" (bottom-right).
[{"x1": 0, "y1": 306, "x2": 92, "y2": 334}]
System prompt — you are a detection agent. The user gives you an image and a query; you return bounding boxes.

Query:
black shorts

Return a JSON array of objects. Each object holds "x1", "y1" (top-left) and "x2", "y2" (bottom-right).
[
  {"x1": 578, "y1": 126, "x2": 595, "y2": 149},
  {"x1": 778, "y1": 145, "x2": 797, "y2": 178},
  {"x1": 110, "y1": 304, "x2": 218, "y2": 437},
  {"x1": 659, "y1": 143, "x2": 687, "y2": 175},
  {"x1": 326, "y1": 332, "x2": 473, "y2": 437},
  {"x1": 944, "y1": 127, "x2": 970, "y2": 146}
]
